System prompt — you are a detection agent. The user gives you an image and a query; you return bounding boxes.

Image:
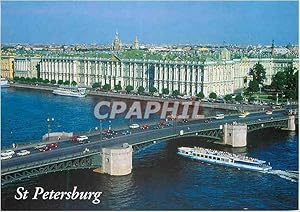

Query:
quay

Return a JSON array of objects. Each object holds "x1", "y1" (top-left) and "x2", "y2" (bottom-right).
[{"x1": 9, "y1": 83, "x2": 267, "y2": 112}]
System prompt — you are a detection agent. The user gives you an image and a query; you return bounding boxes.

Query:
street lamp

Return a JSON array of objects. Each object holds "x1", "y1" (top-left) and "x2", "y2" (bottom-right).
[
  {"x1": 47, "y1": 116, "x2": 54, "y2": 141},
  {"x1": 108, "y1": 120, "x2": 112, "y2": 130},
  {"x1": 99, "y1": 120, "x2": 103, "y2": 141}
]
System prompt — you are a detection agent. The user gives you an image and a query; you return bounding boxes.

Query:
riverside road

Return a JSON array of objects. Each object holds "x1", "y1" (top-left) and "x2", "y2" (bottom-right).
[{"x1": 1, "y1": 110, "x2": 290, "y2": 172}]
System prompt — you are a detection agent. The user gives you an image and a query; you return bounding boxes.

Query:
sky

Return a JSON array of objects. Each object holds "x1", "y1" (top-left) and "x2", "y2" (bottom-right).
[{"x1": 1, "y1": 1, "x2": 298, "y2": 45}]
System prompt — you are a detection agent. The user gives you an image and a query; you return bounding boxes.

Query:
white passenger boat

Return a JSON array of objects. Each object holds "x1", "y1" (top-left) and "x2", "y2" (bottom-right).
[
  {"x1": 53, "y1": 86, "x2": 86, "y2": 97},
  {"x1": 215, "y1": 114, "x2": 225, "y2": 119},
  {"x1": 177, "y1": 147, "x2": 272, "y2": 172},
  {"x1": 1, "y1": 78, "x2": 10, "y2": 88}
]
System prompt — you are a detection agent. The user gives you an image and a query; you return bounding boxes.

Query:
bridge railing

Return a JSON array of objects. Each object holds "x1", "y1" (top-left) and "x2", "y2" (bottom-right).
[{"x1": 2, "y1": 149, "x2": 102, "y2": 174}]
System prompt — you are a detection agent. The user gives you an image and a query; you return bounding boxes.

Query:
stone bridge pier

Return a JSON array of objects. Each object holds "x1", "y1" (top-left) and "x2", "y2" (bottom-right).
[
  {"x1": 222, "y1": 123, "x2": 248, "y2": 147},
  {"x1": 98, "y1": 144, "x2": 133, "y2": 176},
  {"x1": 285, "y1": 115, "x2": 296, "y2": 131}
]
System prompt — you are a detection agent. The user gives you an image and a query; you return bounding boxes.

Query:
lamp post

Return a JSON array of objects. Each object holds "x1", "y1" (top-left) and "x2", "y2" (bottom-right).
[
  {"x1": 47, "y1": 116, "x2": 54, "y2": 141},
  {"x1": 99, "y1": 120, "x2": 102, "y2": 141},
  {"x1": 108, "y1": 120, "x2": 112, "y2": 130}
]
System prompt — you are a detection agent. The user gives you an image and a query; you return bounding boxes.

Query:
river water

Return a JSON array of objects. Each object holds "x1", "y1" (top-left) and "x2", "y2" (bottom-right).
[{"x1": 1, "y1": 87, "x2": 298, "y2": 210}]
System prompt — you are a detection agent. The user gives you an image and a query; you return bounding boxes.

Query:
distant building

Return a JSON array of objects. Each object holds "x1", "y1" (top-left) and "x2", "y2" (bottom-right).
[
  {"x1": 112, "y1": 32, "x2": 121, "y2": 51},
  {"x1": 132, "y1": 36, "x2": 139, "y2": 50},
  {"x1": 219, "y1": 48, "x2": 231, "y2": 60},
  {"x1": 1, "y1": 56, "x2": 14, "y2": 80}
]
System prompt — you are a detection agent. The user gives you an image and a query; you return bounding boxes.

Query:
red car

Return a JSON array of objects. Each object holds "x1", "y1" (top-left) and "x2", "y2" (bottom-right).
[
  {"x1": 40, "y1": 143, "x2": 59, "y2": 152},
  {"x1": 140, "y1": 124, "x2": 150, "y2": 129}
]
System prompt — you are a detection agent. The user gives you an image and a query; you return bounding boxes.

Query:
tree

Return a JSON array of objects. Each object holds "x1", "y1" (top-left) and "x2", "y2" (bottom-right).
[
  {"x1": 248, "y1": 96, "x2": 256, "y2": 103},
  {"x1": 172, "y1": 90, "x2": 180, "y2": 97},
  {"x1": 224, "y1": 94, "x2": 232, "y2": 102},
  {"x1": 137, "y1": 86, "x2": 145, "y2": 94},
  {"x1": 249, "y1": 62, "x2": 266, "y2": 85},
  {"x1": 235, "y1": 94, "x2": 243, "y2": 103},
  {"x1": 209, "y1": 92, "x2": 217, "y2": 99},
  {"x1": 64, "y1": 80, "x2": 70, "y2": 85},
  {"x1": 114, "y1": 84, "x2": 122, "y2": 91},
  {"x1": 20, "y1": 77, "x2": 25, "y2": 82},
  {"x1": 196, "y1": 91, "x2": 205, "y2": 100},
  {"x1": 149, "y1": 86, "x2": 157, "y2": 95},
  {"x1": 92, "y1": 82, "x2": 100, "y2": 89},
  {"x1": 271, "y1": 71, "x2": 286, "y2": 91},
  {"x1": 50, "y1": 79, "x2": 56, "y2": 84},
  {"x1": 31, "y1": 77, "x2": 37, "y2": 83},
  {"x1": 58, "y1": 80, "x2": 63, "y2": 85},
  {"x1": 125, "y1": 85, "x2": 134, "y2": 93},
  {"x1": 162, "y1": 88, "x2": 169, "y2": 95},
  {"x1": 43, "y1": 79, "x2": 50, "y2": 84},
  {"x1": 103, "y1": 84, "x2": 111, "y2": 92},
  {"x1": 247, "y1": 80, "x2": 259, "y2": 93},
  {"x1": 13, "y1": 76, "x2": 20, "y2": 81},
  {"x1": 37, "y1": 78, "x2": 44, "y2": 83},
  {"x1": 25, "y1": 77, "x2": 31, "y2": 82},
  {"x1": 71, "y1": 81, "x2": 77, "y2": 86}
]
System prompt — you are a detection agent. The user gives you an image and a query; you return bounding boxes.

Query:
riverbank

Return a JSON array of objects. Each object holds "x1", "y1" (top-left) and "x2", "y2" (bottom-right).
[{"x1": 10, "y1": 82, "x2": 266, "y2": 111}]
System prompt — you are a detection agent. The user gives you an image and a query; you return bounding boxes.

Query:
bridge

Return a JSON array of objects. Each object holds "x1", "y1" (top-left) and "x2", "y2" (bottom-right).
[{"x1": 1, "y1": 110, "x2": 297, "y2": 186}]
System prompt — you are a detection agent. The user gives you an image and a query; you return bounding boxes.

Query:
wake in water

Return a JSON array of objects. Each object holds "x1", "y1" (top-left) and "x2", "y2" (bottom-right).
[{"x1": 266, "y1": 169, "x2": 299, "y2": 182}]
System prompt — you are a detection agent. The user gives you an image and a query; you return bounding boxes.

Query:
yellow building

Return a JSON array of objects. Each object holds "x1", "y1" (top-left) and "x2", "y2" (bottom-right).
[{"x1": 1, "y1": 56, "x2": 14, "y2": 80}]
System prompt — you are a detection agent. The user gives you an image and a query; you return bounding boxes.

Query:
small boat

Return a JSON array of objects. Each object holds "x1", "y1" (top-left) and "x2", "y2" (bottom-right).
[
  {"x1": 177, "y1": 147, "x2": 272, "y2": 172},
  {"x1": 215, "y1": 114, "x2": 225, "y2": 120},
  {"x1": 1, "y1": 78, "x2": 10, "y2": 88},
  {"x1": 266, "y1": 109, "x2": 272, "y2": 115},
  {"x1": 53, "y1": 86, "x2": 86, "y2": 97},
  {"x1": 239, "y1": 111, "x2": 249, "y2": 118}
]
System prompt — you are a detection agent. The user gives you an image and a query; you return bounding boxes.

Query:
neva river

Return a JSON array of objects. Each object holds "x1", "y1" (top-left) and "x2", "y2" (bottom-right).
[{"x1": 1, "y1": 87, "x2": 298, "y2": 210}]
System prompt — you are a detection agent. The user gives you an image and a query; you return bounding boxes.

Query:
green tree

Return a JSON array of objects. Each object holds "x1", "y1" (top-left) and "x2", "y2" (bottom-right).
[
  {"x1": 103, "y1": 84, "x2": 111, "y2": 92},
  {"x1": 64, "y1": 80, "x2": 70, "y2": 85},
  {"x1": 162, "y1": 88, "x2": 169, "y2": 95},
  {"x1": 125, "y1": 85, "x2": 134, "y2": 93},
  {"x1": 137, "y1": 86, "x2": 145, "y2": 94},
  {"x1": 13, "y1": 76, "x2": 20, "y2": 81},
  {"x1": 196, "y1": 91, "x2": 205, "y2": 100},
  {"x1": 71, "y1": 81, "x2": 77, "y2": 86},
  {"x1": 31, "y1": 77, "x2": 37, "y2": 83},
  {"x1": 57, "y1": 80, "x2": 63, "y2": 85},
  {"x1": 114, "y1": 84, "x2": 122, "y2": 91},
  {"x1": 235, "y1": 94, "x2": 243, "y2": 103},
  {"x1": 209, "y1": 92, "x2": 217, "y2": 99},
  {"x1": 172, "y1": 90, "x2": 180, "y2": 97},
  {"x1": 50, "y1": 79, "x2": 56, "y2": 84},
  {"x1": 247, "y1": 80, "x2": 259, "y2": 93},
  {"x1": 20, "y1": 77, "x2": 25, "y2": 82},
  {"x1": 249, "y1": 62, "x2": 266, "y2": 85},
  {"x1": 224, "y1": 94, "x2": 232, "y2": 102},
  {"x1": 149, "y1": 86, "x2": 157, "y2": 95},
  {"x1": 248, "y1": 96, "x2": 256, "y2": 103},
  {"x1": 37, "y1": 78, "x2": 44, "y2": 83},
  {"x1": 271, "y1": 71, "x2": 286, "y2": 91},
  {"x1": 25, "y1": 77, "x2": 31, "y2": 82},
  {"x1": 92, "y1": 82, "x2": 100, "y2": 89},
  {"x1": 43, "y1": 79, "x2": 50, "y2": 84}
]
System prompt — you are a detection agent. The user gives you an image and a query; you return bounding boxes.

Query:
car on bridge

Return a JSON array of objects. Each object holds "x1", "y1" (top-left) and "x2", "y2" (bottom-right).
[
  {"x1": 34, "y1": 143, "x2": 46, "y2": 149},
  {"x1": 1, "y1": 155, "x2": 13, "y2": 160},
  {"x1": 40, "y1": 143, "x2": 59, "y2": 151},
  {"x1": 140, "y1": 124, "x2": 150, "y2": 129},
  {"x1": 72, "y1": 135, "x2": 89, "y2": 142},
  {"x1": 1, "y1": 150, "x2": 15, "y2": 157},
  {"x1": 129, "y1": 124, "x2": 140, "y2": 129},
  {"x1": 16, "y1": 149, "x2": 31, "y2": 156}
]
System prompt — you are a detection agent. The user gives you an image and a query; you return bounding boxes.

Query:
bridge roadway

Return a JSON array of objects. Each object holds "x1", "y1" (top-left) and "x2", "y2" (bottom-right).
[{"x1": 1, "y1": 110, "x2": 289, "y2": 172}]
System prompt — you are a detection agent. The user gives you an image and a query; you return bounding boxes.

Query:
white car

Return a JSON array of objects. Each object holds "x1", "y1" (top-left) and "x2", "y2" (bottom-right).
[
  {"x1": 34, "y1": 143, "x2": 46, "y2": 149},
  {"x1": 129, "y1": 124, "x2": 140, "y2": 129},
  {"x1": 1, "y1": 150, "x2": 15, "y2": 157},
  {"x1": 1, "y1": 155, "x2": 13, "y2": 160},
  {"x1": 17, "y1": 150, "x2": 31, "y2": 156},
  {"x1": 77, "y1": 135, "x2": 89, "y2": 142}
]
